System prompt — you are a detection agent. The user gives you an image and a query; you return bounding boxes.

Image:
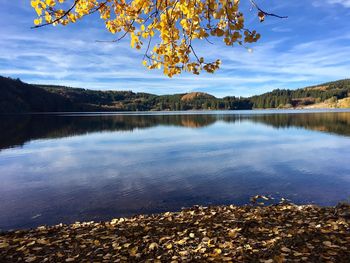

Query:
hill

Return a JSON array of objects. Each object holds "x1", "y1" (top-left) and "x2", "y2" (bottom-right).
[
  {"x1": 36, "y1": 84, "x2": 158, "y2": 111},
  {"x1": 0, "y1": 76, "x2": 349, "y2": 113},
  {"x1": 181, "y1": 92, "x2": 215, "y2": 101},
  {"x1": 0, "y1": 77, "x2": 252, "y2": 113},
  {"x1": 0, "y1": 77, "x2": 79, "y2": 113},
  {"x1": 250, "y1": 79, "x2": 350, "y2": 109}
]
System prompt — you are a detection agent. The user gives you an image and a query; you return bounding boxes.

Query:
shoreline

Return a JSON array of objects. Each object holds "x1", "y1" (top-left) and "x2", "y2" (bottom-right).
[
  {"x1": 1, "y1": 203, "x2": 349, "y2": 262},
  {"x1": 1, "y1": 108, "x2": 350, "y2": 116}
]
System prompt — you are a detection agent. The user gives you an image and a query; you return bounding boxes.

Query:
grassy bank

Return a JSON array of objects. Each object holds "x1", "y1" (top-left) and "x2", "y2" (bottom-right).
[
  {"x1": 1, "y1": 204, "x2": 349, "y2": 262},
  {"x1": 298, "y1": 97, "x2": 350, "y2": 109}
]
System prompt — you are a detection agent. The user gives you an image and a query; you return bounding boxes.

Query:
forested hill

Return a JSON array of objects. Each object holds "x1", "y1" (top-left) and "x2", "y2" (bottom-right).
[
  {"x1": 250, "y1": 79, "x2": 350, "y2": 108},
  {"x1": 35, "y1": 84, "x2": 252, "y2": 111},
  {"x1": 0, "y1": 76, "x2": 349, "y2": 113},
  {"x1": 0, "y1": 77, "x2": 252, "y2": 112},
  {"x1": 0, "y1": 77, "x2": 80, "y2": 113}
]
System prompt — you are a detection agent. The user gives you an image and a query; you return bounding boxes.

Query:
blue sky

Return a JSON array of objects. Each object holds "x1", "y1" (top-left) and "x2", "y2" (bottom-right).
[{"x1": 0, "y1": 0, "x2": 350, "y2": 97}]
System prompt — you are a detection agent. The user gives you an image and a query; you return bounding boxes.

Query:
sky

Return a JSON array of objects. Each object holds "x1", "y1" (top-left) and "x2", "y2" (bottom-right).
[{"x1": 0, "y1": 0, "x2": 350, "y2": 97}]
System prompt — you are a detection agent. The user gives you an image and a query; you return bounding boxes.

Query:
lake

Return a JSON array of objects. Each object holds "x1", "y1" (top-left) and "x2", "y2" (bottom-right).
[{"x1": 1, "y1": 110, "x2": 350, "y2": 231}]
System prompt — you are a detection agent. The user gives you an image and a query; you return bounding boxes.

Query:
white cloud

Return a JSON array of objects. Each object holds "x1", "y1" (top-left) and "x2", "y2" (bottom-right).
[
  {"x1": 314, "y1": 0, "x2": 350, "y2": 8},
  {"x1": 1, "y1": 33, "x2": 349, "y2": 97},
  {"x1": 326, "y1": 0, "x2": 350, "y2": 8},
  {"x1": 0, "y1": 1, "x2": 350, "y2": 97}
]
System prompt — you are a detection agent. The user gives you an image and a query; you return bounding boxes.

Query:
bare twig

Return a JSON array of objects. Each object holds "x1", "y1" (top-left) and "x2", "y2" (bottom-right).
[{"x1": 249, "y1": 0, "x2": 288, "y2": 19}]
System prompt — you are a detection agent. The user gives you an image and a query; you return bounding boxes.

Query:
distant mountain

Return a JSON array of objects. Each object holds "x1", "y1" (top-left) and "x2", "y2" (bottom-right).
[{"x1": 0, "y1": 76, "x2": 349, "y2": 113}]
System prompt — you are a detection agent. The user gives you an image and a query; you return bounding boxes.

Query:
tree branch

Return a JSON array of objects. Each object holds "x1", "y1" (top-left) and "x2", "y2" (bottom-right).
[
  {"x1": 31, "y1": 0, "x2": 79, "y2": 29},
  {"x1": 249, "y1": 0, "x2": 288, "y2": 19}
]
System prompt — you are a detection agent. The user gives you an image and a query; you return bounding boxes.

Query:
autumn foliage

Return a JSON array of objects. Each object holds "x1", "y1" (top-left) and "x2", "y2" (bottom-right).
[{"x1": 31, "y1": 0, "x2": 279, "y2": 77}]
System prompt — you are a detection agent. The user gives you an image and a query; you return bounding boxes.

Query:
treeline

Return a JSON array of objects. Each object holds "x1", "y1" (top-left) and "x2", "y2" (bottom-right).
[
  {"x1": 250, "y1": 79, "x2": 350, "y2": 108},
  {"x1": 150, "y1": 95, "x2": 252, "y2": 111},
  {"x1": 37, "y1": 79, "x2": 350, "y2": 110},
  {"x1": 1, "y1": 76, "x2": 349, "y2": 113},
  {"x1": 37, "y1": 84, "x2": 253, "y2": 111},
  {"x1": 0, "y1": 77, "x2": 78, "y2": 113}
]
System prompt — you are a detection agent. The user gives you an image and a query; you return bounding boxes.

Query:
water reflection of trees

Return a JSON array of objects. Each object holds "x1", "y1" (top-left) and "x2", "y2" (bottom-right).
[
  {"x1": 212, "y1": 112, "x2": 350, "y2": 137},
  {"x1": 0, "y1": 112, "x2": 349, "y2": 150},
  {"x1": 248, "y1": 113, "x2": 350, "y2": 137},
  {"x1": 0, "y1": 114, "x2": 217, "y2": 150}
]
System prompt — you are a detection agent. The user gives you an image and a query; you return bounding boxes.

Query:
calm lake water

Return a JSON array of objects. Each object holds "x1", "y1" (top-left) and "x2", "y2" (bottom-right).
[{"x1": 1, "y1": 110, "x2": 350, "y2": 230}]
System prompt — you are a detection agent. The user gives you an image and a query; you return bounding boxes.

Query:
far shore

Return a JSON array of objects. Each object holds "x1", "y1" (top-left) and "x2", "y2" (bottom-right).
[{"x1": 1, "y1": 107, "x2": 350, "y2": 115}]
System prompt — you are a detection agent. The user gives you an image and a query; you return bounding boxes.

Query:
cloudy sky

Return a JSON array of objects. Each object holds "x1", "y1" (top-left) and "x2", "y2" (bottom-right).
[{"x1": 0, "y1": 0, "x2": 349, "y2": 97}]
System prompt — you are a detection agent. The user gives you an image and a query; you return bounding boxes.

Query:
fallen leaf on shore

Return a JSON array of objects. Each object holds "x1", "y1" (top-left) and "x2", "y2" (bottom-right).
[{"x1": 0, "y1": 203, "x2": 349, "y2": 262}]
